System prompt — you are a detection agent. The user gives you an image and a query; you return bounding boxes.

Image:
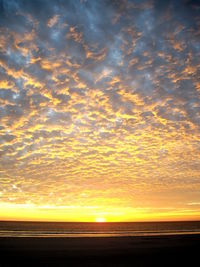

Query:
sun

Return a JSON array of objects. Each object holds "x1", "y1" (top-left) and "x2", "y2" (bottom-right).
[{"x1": 96, "y1": 217, "x2": 106, "y2": 223}]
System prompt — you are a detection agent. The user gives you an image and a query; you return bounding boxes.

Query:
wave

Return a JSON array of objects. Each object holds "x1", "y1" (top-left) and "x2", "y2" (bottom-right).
[{"x1": 1, "y1": 229, "x2": 200, "y2": 237}]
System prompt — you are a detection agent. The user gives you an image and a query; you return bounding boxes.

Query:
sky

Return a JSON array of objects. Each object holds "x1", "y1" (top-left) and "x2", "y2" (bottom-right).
[{"x1": 0, "y1": 0, "x2": 200, "y2": 222}]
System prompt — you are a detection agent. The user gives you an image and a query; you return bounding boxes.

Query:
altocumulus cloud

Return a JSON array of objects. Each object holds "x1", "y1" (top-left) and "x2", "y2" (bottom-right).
[{"x1": 0, "y1": 0, "x2": 200, "y2": 216}]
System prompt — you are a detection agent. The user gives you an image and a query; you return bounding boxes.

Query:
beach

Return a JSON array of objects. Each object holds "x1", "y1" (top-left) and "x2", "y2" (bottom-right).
[{"x1": 0, "y1": 234, "x2": 200, "y2": 266}]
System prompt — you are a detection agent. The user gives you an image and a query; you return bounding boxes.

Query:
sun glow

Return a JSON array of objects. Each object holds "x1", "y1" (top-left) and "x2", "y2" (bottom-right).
[{"x1": 96, "y1": 217, "x2": 106, "y2": 223}]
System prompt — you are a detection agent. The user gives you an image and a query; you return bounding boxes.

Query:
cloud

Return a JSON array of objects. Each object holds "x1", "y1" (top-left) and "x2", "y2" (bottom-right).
[{"x1": 0, "y1": 0, "x2": 200, "y2": 220}]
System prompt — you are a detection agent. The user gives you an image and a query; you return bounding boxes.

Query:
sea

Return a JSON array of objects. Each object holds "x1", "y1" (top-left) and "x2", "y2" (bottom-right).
[{"x1": 0, "y1": 221, "x2": 200, "y2": 238}]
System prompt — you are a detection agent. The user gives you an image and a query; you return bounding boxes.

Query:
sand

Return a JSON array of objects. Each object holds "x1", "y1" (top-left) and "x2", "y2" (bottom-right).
[{"x1": 0, "y1": 234, "x2": 200, "y2": 266}]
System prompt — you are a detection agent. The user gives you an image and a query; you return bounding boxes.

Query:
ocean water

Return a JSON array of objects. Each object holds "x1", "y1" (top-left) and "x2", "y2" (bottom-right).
[{"x1": 0, "y1": 221, "x2": 200, "y2": 238}]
